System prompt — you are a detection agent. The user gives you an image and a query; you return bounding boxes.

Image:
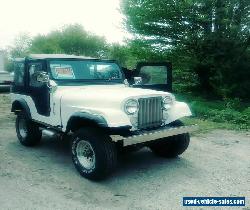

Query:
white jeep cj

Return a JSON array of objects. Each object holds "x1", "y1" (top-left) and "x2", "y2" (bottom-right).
[{"x1": 10, "y1": 54, "x2": 197, "y2": 180}]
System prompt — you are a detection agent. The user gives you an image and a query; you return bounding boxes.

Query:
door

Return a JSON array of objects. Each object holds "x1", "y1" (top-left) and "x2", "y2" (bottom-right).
[
  {"x1": 27, "y1": 61, "x2": 50, "y2": 116},
  {"x1": 133, "y1": 62, "x2": 172, "y2": 92}
]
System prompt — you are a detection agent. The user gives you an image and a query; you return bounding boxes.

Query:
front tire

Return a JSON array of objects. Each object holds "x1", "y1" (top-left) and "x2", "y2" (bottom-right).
[
  {"x1": 16, "y1": 113, "x2": 42, "y2": 146},
  {"x1": 71, "y1": 127, "x2": 117, "y2": 180},
  {"x1": 149, "y1": 121, "x2": 190, "y2": 158}
]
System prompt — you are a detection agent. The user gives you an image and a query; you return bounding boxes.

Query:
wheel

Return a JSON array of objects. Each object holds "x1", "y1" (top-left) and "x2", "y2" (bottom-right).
[
  {"x1": 71, "y1": 127, "x2": 117, "y2": 180},
  {"x1": 16, "y1": 113, "x2": 42, "y2": 146},
  {"x1": 149, "y1": 120, "x2": 190, "y2": 158}
]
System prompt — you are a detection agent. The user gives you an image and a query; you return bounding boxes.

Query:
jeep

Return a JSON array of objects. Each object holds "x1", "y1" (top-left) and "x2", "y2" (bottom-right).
[{"x1": 10, "y1": 54, "x2": 197, "y2": 180}]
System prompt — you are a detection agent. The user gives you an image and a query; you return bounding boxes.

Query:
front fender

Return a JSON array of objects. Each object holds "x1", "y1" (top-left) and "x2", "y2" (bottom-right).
[
  {"x1": 165, "y1": 101, "x2": 192, "y2": 124},
  {"x1": 66, "y1": 111, "x2": 108, "y2": 132},
  {"x1": 62, "y1": 107, "x2": 132, "y2": 132},
  {"x1": 99, "y1": 108, "x2": 132, "y2": 127}
]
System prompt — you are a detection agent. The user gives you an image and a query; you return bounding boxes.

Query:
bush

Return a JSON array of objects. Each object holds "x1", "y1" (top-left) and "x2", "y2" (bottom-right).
[{"x1": 177, "y1": 94, "x2": 250, "y2": 130}]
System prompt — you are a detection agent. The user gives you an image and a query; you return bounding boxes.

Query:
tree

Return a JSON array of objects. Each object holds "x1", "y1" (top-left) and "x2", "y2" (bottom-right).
[
  {"x1": 30, "y1": 24, "x2": 108, "y2": 58},
  {"x1": 29, "y1": 31, "x2": 62, "y2": 54},
  {"x1": 122, "y1": 0, "x2": 250, "y2": 98},
  {"x1": 8, "y1": 24, "x2": 109, "y2": 59},
  {"x1": 8, "y1": 33, "x2": 31, "y2": 58}
]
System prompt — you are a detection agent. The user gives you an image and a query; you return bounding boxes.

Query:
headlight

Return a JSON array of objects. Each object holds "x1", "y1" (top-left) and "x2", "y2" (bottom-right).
[
  {"x1": 124, "y1": 99, "x2": 139, "y2": 115},
  {"x1": 162, "y1": 95, "x2": 174, "y2": 110}
]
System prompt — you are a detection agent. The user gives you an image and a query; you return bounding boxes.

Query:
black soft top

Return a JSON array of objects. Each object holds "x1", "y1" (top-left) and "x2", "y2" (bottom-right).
[{"x1": 15, "y1": 54, "x2": 116, "y2": 63}]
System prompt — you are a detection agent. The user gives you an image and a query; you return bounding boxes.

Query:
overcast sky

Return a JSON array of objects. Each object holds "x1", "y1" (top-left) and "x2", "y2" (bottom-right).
[{"x1": 0, "y1": 0, "x2": 128, "y2": 48}]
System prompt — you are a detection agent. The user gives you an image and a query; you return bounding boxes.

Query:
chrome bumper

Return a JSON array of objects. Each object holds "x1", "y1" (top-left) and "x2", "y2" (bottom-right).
[{"x1": 111, "y1": 124, "x2": 198, "y2": 146}]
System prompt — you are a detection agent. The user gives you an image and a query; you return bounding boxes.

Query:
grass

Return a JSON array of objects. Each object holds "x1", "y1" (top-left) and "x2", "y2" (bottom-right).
[{"x1": 175, "y1": 93, "x2": 250, "y2": 133}]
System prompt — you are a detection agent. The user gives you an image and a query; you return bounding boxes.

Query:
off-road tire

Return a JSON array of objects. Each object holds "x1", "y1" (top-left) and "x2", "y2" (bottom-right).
[
  {"x1": 71, "y1": 127, "x2": 117, "y2": 180},
  {"x1": 149, "y1": 121, "x2": 190, "y2": 158},
  {"x1": 16, "y1": 113, "x2": 42, "y2": 146}
]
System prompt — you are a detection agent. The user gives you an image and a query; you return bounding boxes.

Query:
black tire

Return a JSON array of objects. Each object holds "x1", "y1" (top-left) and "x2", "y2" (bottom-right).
[
  {"x1": 16, "y1": 113, "x2": 42, "y2": 146},
  {"x1": 149, "y1": 121, "x2": 190, "y2": 158},
  {"x1": 71, "y1": 127, "x2": 117, "y2": 180}
]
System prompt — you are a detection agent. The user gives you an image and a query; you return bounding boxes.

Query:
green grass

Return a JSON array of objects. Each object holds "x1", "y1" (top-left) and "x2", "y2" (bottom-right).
[
  {"x1": 182, "y1": 117, "x2": 240, "y2": 134},
  {"x1": 175, "y1": 93, "x2": 250, "y2": 133}
]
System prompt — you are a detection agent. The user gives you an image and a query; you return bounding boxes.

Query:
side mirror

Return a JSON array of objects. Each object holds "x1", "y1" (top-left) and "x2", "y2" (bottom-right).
[
  {"x1": 133, "y1": 77, "x2": 142, "y2": 85},
  {"x1": 48, "y1": 80, "x2": 58, "y2": 93},
  {"x1": 35, "y1": 71, "x2": 49, "y2": 83}
]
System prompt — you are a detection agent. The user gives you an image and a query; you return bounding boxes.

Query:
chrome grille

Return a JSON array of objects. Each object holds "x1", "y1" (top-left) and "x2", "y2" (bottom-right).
[{"x1": 138, "y1": 97, "x2": 163, "y2": 129}]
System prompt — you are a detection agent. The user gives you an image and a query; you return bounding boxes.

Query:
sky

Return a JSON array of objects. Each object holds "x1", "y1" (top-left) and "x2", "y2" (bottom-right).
[{"x1": 0, "y1": 0, "x2": 128, "y2": 49}]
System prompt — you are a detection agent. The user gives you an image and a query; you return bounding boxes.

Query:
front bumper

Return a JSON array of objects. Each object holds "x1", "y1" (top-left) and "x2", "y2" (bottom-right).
[{"x1": 111, "y1": 124, "x2": 198, "y2": 146}]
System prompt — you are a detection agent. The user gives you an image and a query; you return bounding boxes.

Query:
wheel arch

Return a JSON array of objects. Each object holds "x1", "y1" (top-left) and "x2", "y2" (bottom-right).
[
  {"x1": 11, "y1": 99, "x2": 31, "y2": 119},
  {"x1": 66, "y1": 112, "x2": 108, "y2": 133}
]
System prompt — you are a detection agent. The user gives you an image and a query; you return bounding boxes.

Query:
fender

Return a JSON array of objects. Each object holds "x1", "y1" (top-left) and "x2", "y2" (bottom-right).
[
  {"x1": 11, "y1": 99, "x2": 31, "y2": 119},
  {"x1": 165, "y1": 101, "x2": 192, "y2": 124},
  {"x1": 66, "y1": 112, "x2": 109, "y2": 132}
]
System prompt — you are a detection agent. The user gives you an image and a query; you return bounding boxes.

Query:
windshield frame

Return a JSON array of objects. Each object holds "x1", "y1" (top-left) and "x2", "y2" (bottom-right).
[{"x1": 47, "y1": 58, "x2": 125, "y2": 83}]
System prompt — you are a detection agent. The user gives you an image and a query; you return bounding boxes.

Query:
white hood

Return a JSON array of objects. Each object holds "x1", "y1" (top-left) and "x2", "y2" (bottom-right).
[{"x1": 57, "y1": 84, "x2": 171, "y2": 109}]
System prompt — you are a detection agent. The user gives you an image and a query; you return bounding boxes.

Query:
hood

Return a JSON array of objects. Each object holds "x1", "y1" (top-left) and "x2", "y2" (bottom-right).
[
  {"x1": 56, "y1": 84, "x2": 171, "y2": 110},
  {"x1": 58, "y1": 84, "x2": 170, "y2": 99}
]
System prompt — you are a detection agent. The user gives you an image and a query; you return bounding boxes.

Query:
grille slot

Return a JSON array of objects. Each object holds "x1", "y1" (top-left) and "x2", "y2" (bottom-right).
[{"x1": 138, "y1": 97, "x2": 163, "y2": 129}]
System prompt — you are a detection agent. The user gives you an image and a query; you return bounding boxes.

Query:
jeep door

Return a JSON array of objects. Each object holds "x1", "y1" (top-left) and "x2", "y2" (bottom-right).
[
  {"x1": 27, "y1": 60, "x2": 50, "y2": 116},
  {"x1": 131, "y1": 62, "x2": 172, "y2": 92}
]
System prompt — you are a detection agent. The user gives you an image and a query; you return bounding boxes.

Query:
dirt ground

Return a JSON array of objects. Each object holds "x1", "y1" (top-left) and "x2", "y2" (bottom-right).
[{"x1": 0, "y1": 93, "x2": 249, "y2": 210}]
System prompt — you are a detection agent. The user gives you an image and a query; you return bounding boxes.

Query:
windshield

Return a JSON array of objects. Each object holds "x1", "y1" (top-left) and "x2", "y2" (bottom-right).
[{"x1": 49, "y1": 60, "x2": 123, "y2": 82}]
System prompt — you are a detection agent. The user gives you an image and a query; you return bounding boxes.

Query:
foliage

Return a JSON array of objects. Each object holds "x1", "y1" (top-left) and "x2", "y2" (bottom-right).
[
  {"x1": 8, "y1": 33, "x2": 31, "y2": 58},
  {"x1": 107, "y1": 40, "x2": 169, "y2": 68},
  {"x1": 7, "y1": 24, "x2": 108, "y2": 60},
  {"x1": 176, "y1": 94, "x2": 250, "y2": 130},
  {"x1": 107, "y1": 44, "x2": 131, "y2": 67},
  {"x1": 121, "y1": 0, "x2": 250, "y2": 99},
  {"x1": 30, "y1": 24, "x2": 108, "y2": 58}
]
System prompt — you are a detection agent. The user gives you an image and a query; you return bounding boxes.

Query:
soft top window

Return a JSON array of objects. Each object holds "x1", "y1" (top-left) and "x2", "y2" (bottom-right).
[{"x1": 14, "y1": 62, "x2": 25, "y2": 86}]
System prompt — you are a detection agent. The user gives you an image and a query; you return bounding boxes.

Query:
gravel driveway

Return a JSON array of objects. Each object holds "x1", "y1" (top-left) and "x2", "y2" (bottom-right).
[{"x1": 0, "y1": 94, "x2": 249, "y2": 210}]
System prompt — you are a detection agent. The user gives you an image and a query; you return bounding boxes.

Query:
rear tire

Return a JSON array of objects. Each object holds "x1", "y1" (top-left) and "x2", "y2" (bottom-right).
[
  {"x1": 149, "y1": 121, "x2": 190, "y2": 158},
  {"x1": 16, "y1": 113, "x2": 42, "y2": 146},
  {"x1": 71, "y1": 127, "x2": 117, "y2": 180}
]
